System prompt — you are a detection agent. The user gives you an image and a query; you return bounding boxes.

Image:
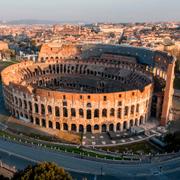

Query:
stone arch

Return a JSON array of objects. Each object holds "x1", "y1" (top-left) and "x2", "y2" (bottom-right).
[
  {"x1": 140, "y1": 116, "x2": 144, "y2": 125},
  {"x1": 29, "y1": 101, "x2": 32, "y2": 111},
  {"x1": 42, "y1": 119, "x2": 46, "y2": 127},
  {"x1": 55, "y1": 106, "x2": 60, "y2": 117},
  {"x1": 79, "y1": 108, "x2": 84, "y2": 118},
  {"x1": 25, "y1": 114, "x2": 28, "y2": 119},
  {"x1": 41, "y1": 104, "x2": 45, "y2": 115},
  {"x1": 124, "y1": 106, "x2": 129, "y2": 116},
  {"x1": 71, "y1": 124, "x2": 77, "y2": 132},
  {"x1": 116, "y1": 123, "x2": 121, "y2": 131},
  {"x1": 48, "y1": 105, "x2": 52, "y2": 114},
  {"x1": 109, "y1": 124, "x2": 114, "y2": 131},
  {"x1": 87, "y1": 103, "x2": 92, "y2": 108},
  {"x1": 34, "y1": 103, "x2": 39, "y2": 113},
  {"x1": 123, "y1": 121, "x2": 127, "y2": 130},
  {"x1": 56, "y1": 122, "x2": 60, "y2": 130},
  {"x1": 102, "y1": 124, "x2": 107, "y2": 132},
  {"x1": 117, "y1": 108, "x2": 122, "y2": 119},
  {"x1": 30, "y1": 116, "x2": 33, "y2": 123},
  {"x1": 131, "y1": 105, "x2": 135, "y2": 115},
  {"x1": 71, "y1": 108, "x2": 76, "y2": 117},
  {"x1": 94, "y1": 109, "x2": 99, "y2": 118},
  {"x1": 49, "y1": 120, "x2": 53, "y2": 128},
  {"x1": 110, "y1": 108, "x2": 115, "y2": 117},
  {"x1": 35, "y1": 118, "x2": 40, "y2": 125},
  {"x1": 63, "y1": 123, "x2": 68, "y2": 131},
  {"x1": 94, "y1": 124, "x2": 99, "y2": 131},
  {"x1": 63, "y1": 107, "x2": 68, "y2": 117},
  {"x1": 86, "y1": 125, "x2": 92, "y2": 133},
  {"x1": 79, "y1": 124, "x2": 84, "y2": 133},
  {"x1": 14, "y1": 96, "x2": 18, "y2": 104},
  {"x1": 136, "y1": 104, "x2": 140, "y2": 113},
  {"x1": 87, "y1": 109, "x2": 91, "y2": 119},
  {"x1": 19, "y1": 98, "x2": 22, "y2": 107},
  {"x1": 102, "y1": 109, "x2": 107, "y2": 117},
  {"x1": 16, "y1": 111, "x2": 20, "y2": 118},
  {"x1": 20, "y1": 112, "x2": 23, "y2": 117},
  {"x1": 24, "y1": 100, "x2": 27, "y2": 109},
  {"x1": 130, "y1": 119, "x2": 134, "y2": 127}
]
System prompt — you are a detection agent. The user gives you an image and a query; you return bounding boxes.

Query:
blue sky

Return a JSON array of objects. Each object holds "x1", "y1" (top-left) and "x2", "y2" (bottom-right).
[{"x1": 0, "y1": 0, "x2": 179, "y2": 22}]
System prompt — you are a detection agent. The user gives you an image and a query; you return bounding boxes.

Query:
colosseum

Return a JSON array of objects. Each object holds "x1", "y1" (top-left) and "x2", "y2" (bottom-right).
[{"x1": 1, "y1": 44, "x2": 175, "y2": 134}]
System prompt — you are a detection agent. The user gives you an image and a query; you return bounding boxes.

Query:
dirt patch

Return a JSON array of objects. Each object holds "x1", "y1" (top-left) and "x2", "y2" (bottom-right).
[{"x1": 4, "y1": 117, "x2": 80, "y2": 144}]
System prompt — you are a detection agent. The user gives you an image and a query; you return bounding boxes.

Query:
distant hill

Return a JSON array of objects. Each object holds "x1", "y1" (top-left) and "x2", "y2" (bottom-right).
[{"x1": 5, "y1": 19, "x2": 86, "y2": 25}]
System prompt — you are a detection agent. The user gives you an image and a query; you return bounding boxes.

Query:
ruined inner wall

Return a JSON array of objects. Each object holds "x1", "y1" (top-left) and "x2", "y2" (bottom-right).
[
  {"x1": 2, "y1": 44, "x2": 175, "y2": 133},
  {"x1": 2, "y1": 57, "x2": 153, "y2": 134}
]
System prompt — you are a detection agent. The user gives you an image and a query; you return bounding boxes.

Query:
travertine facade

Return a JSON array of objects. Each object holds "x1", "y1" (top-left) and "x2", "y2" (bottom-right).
[{"x1": 2, "y1": 44, "x2": 175, "y2": 134}]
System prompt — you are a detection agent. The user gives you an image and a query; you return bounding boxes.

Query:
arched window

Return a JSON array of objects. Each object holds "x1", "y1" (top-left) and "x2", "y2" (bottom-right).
[
  {"x1": 86, "y1": 125, "x2": 92, "y2": 132},
  {"x1": 79, "y1": 109, "x2": 84, "y2": 118},
  {"x1": 131, "y1": 105, "x2": 135, "y2": 115},
  {"x1": 79, "y1": 125, "x2": 84, "y2": 133},
  {"x1": 71, "y1": 124, "x2": 77, "y2": 132},
  {"x1": 140, "y1": 116, "x2": 144, "y2": 125},
  {"x1": 136, "y1": 104, "x2": 139, "y2": 113},
  {"x1": 55, "y1": 106, "x2": 60, "y2": 117},
  {"x1": 29, "y1": 101, "x2": 32, "y2": 112},
  {"x1": 16, "y1": 111, "x2": 19, "y2": 118},
  {"x1": 124, "y1": 106, "x2": 129, "y2": 116},
  {"x1": 71, "y1": 108, "x2": 76, "y2": 117},
  {"x1": 56, "y1": 122, "x2": 60, "y2": 130},
  {"x1": 48, "y1": 105, "x2": 52, "y2": 114},
  {"x1": 109, "y1": 124, "x2": 114, "y2": 131},
  {"x1": 20, "y1": 112, "x2": 23, "y2": 117},
  {"x1": 87, "y1": 103, "x2": 92, "y2": 108},
  {"x1": 130, "y1": 119, "x2": 134, "y2": 127},
  {"x1": 102, "y1": 109, "x2": 107, "y2": 117},
  {"x1": 19, "y1": 99, "x2": 22, "y2": 108},
  {"x1": 49, "y1": 121, "x2": 53, "y2": 128},
  {"x1": 116, "y1": 123, "x2": 121, "y2": 131},
  {"x1": 135, "y1": 118, "x2": 139, "y2": 126},
  {"x1": 41, "y1": 104, "x2": 45, "y2": 115},
  {"x1": 24, "y1": 100, "x2": 27, "y2": 109},
  {"x1": 94, "y1": 124, "x2": 99, "y2": 130},
  {"x1": 87, "y1": 109, "x2": 91, "y2": 119},
  {"x1": 63, "y1": 107, "x2": 68, "y2": 117},
  {"x1": 34, "y1": 103, "x2": 39, "y2": 113},
  {"x1": 102, "y1": 124, "x2": 107, "y2": 132},
  {"x1": 42, "y1": 119, "x2": 46, "y2": 127},
  {"x1": 35, "y1": 118, "x2": 40, "y2": 125},
  {"x1": 63, "y1": 123, "x2": 68, "y2": 131},
  {"x1": 123, "y1": 121, "x2": 127, "y2": 130},
  {"x1": 110, "y1": 108, "x2": 115, "y2": 117},
  {"x1": 117, "y1": 108, "x2": 122, "y2": 118},
  {"x1": 94, "y1": 109, "x2": 99, "y2": 118},
  {"x1": 14, "y1": 97, "x2": 18, "y2": 104}
]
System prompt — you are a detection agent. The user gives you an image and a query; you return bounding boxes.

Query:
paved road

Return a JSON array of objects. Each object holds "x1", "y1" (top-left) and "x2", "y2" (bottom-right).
[
  {"x1": 0, "y1": 84, "x2": 180, "y2": 179},
  {"x1": 0, "y1": 138, "x2": 180, "y2": 180}
]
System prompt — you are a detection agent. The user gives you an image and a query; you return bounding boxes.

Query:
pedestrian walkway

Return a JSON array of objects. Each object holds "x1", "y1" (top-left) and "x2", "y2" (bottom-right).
[{"x1": 82, "y1": 126, "x2": 163, "y2": 147}]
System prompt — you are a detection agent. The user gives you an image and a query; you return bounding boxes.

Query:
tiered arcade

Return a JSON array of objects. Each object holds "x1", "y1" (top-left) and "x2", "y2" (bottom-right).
[{"x1": 2, "y1": 44, "x2": 175, "y2": 134}]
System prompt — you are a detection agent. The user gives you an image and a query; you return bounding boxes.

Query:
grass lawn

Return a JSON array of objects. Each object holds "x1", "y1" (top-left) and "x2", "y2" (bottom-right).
[
  {"x1": 0, "y1": 59, "x2": 19, "y2": 72},
  {"x1": 100, "y1": 141, "x2": 160, "y2": 154}
]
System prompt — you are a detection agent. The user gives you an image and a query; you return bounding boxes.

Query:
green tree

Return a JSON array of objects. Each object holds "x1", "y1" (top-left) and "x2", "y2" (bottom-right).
[{"x1": 12, "y1": 162, "x2": 72, "y2": 180}]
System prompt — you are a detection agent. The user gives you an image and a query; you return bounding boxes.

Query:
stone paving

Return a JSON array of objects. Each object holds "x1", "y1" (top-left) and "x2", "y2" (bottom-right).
[{"x1": 82, "y1": 125, "x2": 165, "y2": 147}]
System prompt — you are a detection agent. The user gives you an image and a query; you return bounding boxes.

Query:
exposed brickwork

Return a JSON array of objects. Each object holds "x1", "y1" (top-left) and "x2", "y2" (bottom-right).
[{"x1": 1, "y1": 44, "x2": 175, "y2": 134}]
